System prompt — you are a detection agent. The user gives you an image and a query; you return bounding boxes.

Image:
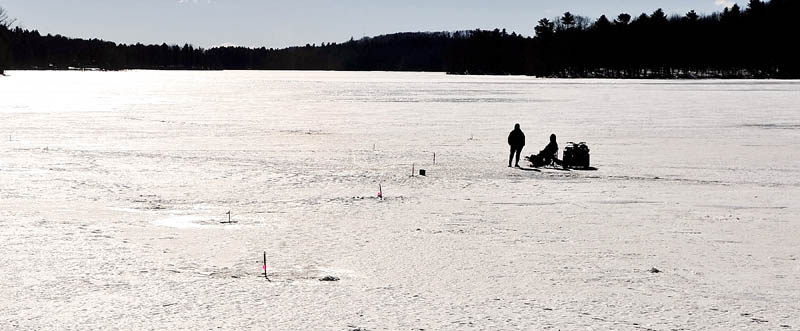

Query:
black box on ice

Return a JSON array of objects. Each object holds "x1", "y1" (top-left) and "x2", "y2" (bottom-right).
[{"x1": 563, "y1": 142, "x2": 590, "y2": 169}]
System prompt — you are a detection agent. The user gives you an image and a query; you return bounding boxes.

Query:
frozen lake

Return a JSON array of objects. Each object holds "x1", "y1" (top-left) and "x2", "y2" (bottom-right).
[{"x1": 1, "y1": 71, "x2": 799, "y2": 329}]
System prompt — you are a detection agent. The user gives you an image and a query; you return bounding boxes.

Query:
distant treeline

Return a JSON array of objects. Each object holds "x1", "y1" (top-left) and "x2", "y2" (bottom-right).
[{"x1": 1, "y1": 0, "x2": 798, "y2": 78}]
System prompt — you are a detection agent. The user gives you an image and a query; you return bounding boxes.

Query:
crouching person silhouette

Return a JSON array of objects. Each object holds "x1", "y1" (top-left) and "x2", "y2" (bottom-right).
[
  {"x1": 508, "y1": 123, "x2": 525, "y2": 168},
  {"x1": 530, "y1": 133, "x2": 562, "y2": 167}
]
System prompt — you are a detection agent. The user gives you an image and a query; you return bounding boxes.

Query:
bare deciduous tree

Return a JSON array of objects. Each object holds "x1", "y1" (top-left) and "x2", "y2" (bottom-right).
[{"x1": 1, "y1": 6, "x2": 16, "y2": 28}]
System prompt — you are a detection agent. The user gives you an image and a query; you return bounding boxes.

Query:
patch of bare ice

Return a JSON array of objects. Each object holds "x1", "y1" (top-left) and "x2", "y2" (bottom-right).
[{"x1": 153, "y1": 215, "x2": 206, "y2": 229}]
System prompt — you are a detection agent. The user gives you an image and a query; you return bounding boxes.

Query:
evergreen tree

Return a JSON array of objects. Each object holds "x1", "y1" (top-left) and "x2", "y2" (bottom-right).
[
  {"x1": 684, "y1": 10, "x2": 699, "y2": 22},
  {"x1": 534, "y1": 18, "x2": 555, "y2": 39},
  {"x1": 560, "y1": 12, "x2": 576, "y2": 30},
  {"x1": 593, "y1": 15, "x2": 612, "y2": 30},
  {"x1": 615, "y1": 13, "x2": 632, "y2": 25}
]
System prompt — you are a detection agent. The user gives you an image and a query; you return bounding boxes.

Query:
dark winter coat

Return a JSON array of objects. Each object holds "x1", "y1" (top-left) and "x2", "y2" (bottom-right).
[
  {"x1": 508, "y1": 128, "x2": 525, "y2": 148},
  {"x1": 542, "y1": 141, "x2": 558, "y2": 156}
]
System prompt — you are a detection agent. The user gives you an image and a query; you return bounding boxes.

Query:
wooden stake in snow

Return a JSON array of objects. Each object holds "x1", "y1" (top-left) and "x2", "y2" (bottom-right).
[
  {"x1": 263, "y1": 251, "x2": 271, "y2": 282},
  {"x1": 378, "y1": 184, "x2": 383, "y2": 200},
  {"x1": 433, "y1": 153, "x2": 436, "y2": 164},
  {"x1": 412, "y1": 163, "x2": 415, "y2": 177}
]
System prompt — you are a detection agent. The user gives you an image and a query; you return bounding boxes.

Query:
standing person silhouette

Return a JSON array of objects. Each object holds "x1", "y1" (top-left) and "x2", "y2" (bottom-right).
[{"x1": 507, "y1": 123, "x2": 525, "y2": 168}]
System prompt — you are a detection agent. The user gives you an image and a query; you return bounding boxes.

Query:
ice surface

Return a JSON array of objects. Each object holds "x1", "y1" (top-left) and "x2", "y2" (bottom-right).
[{"x1": 1, "y1": 71, "x2": 799, "y2": 329}]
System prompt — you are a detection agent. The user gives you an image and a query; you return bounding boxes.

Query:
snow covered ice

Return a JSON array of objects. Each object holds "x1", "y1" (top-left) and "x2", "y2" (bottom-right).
[{"x1": 1, "y1": 71, "x2": 799, "y2": 330}]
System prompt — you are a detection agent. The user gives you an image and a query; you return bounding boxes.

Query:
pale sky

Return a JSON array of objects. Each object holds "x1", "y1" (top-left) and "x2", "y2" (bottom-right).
[{"x1": 1, "y1": 0, "x2": 736, "y2": 49}]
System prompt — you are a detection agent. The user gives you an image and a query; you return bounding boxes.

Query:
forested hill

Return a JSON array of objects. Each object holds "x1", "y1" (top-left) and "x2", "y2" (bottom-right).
[{"x1": 1, "y1": 0, "x2": 798, "y2": 78}]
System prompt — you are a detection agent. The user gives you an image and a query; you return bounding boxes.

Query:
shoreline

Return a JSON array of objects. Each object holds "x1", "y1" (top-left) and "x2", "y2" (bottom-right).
[{"x1": 2, "y1": 68, "x2": 796, "y2": 80}]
